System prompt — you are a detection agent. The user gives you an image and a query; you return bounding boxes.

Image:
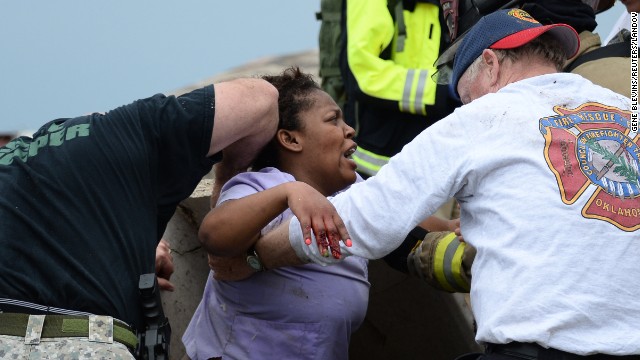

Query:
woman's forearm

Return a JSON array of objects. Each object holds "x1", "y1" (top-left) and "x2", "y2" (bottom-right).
[{"x1": 198, "y1": 183, "x2": 293, "y2": 257}]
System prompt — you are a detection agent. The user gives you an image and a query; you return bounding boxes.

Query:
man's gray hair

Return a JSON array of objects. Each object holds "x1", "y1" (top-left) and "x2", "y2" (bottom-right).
[
  {"x1": 459, "y1": 31, "x2": 569, "y2": 94},
  {"x1": 493, "y1": 32, "x2": 568, "y2": 71}
]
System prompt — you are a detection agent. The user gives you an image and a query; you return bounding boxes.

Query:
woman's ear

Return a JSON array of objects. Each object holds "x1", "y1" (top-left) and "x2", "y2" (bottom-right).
[{"x1": 277, "y1": 129, "x2": 303, "y2": 152}]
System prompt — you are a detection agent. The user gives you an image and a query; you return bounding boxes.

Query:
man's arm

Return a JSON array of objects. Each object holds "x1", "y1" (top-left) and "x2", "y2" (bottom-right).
[
  {"x1": 206, "y1": 220, "x2": 306, "y2": 282},
  {"x1": 209, "y1": 221, "x2": 307, "y2": 281},
  {"x1": 155, "y1": 239, "x2": 175, "y2": 291},
  {"x1": 203, "y1": 179, "x2": 352, "y2": 257},
  {"x1": 216, "y1": 109, "x2": 471, "y2": 272},
  {"x1": 200, "y1": 181, "x2": 337, "y2": 258},
  {"x1": 254, "y1": 218, "x2": 307, "y2": 269},
  {"x1": 263, "y1": 115, "x2": 470, "y2": 266},
  {"x1": 207, "y1": 187, "x2": 355, "y2": 281},
  {"x1": 252, "y1": 187, "x2": 357, "y2": 270},
  {"x1": 208, "y1": 78, "x2": 280, "y2": 206}
]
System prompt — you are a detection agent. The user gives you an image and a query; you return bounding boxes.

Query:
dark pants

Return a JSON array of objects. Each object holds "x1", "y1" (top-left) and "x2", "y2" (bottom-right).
[{"x1": 455, "y1": 343, "x2": 640, "y2": 360}]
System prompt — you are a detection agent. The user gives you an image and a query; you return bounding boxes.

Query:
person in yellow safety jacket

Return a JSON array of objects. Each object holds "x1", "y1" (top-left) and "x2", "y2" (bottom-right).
[{"x1": 340, "y1": 0, "x2": 458, "y2": 177}]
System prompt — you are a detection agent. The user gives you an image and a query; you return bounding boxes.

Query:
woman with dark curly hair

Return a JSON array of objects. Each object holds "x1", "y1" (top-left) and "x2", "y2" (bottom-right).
[{"x1": 182, "y1": 67, "x2": 369, "y2": 360}]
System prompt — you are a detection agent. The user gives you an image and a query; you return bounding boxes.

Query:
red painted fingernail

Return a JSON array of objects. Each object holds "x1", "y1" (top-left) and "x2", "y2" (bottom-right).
[
  {"x1": 345, "y1": 239, "x2": 352, "y2": 247},
  {"x1": 305, "y1": 238, "x2": 312, "y2": 245}
]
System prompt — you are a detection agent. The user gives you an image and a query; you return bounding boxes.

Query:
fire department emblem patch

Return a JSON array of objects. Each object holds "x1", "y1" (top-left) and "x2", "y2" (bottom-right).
[
  {"x1": 539, "y1": 103, "x2": 640, "y2": 231},
  {"x1": 508, "y1": 9, "x2": 539, "y2": 24}
]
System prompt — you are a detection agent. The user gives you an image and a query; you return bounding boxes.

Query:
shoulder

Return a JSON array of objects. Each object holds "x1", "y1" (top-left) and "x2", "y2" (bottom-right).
[
  {"x1": 224, "y1": 168, "x2": 295, "y2": 190},
  {"x1": 217, "y1": 168, "x2": 295, "y2": 204},
  {"x1": 575, "y1": 31, "x2": 602, "y2": 57}
]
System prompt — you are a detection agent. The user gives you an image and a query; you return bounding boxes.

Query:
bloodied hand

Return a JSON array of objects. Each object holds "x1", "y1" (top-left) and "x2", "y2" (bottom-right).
[{"x1": 285, "y1": 181, "x2": 352, "y2": 259}]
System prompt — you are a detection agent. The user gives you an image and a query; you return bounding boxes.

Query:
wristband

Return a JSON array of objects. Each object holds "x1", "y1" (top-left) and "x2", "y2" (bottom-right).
[{"x1": 246, "y1": 246, "x2": 265, "y2": 272}]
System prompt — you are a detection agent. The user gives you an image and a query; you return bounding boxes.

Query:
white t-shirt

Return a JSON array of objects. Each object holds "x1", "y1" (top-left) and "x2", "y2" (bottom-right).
[{"x1": 289, "y1": 73, "x2": 639, "y2": 355}]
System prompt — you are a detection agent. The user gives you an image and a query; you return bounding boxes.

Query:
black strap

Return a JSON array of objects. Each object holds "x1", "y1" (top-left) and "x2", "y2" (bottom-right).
[
  {"x1": 487, "y1": 342, "x2": 640, "y2": 360},
  {"x1": 379, "y1": 0, "x2": 404, "y2": 60},
  {"x1": 382, "y1": 225, "x2": 429, "y2": 273},
  {"x1": 564, "y1": 38, "x2": 631, "y2": 73},
  {"x1": 0, "y1": 297, "x2": 93, "y2": 317}
]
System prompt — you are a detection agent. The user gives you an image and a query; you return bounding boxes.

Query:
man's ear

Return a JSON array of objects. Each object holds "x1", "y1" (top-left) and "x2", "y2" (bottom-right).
[
  {"x1": 277, "y1": 129, "x2": 303, "y2": 152},
  {"x1": 482, "y1": 49, "x2": 500, "y2": 86}
]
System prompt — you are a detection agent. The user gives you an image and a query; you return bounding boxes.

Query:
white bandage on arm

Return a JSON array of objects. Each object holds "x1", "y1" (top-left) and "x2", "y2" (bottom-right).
[{"x1": 288, "y1": 216, "x2": 351, "y2": 266}]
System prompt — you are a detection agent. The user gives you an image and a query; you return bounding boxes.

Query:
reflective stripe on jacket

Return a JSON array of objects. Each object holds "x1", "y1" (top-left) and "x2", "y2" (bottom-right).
[{"x1": 346, "y1": 0, "x2": 442, "y2": 114}]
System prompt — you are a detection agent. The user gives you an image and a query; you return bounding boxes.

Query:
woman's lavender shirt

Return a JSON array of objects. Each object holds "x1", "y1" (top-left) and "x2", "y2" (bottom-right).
[{"x1": 182, "y1": 168, "x2": 370, "y2": 360}]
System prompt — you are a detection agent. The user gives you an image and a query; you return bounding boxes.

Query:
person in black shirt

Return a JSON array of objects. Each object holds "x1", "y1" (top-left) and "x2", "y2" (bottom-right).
[{"x1": 0, "y1": 77, "x2": 279, "y2": 359}]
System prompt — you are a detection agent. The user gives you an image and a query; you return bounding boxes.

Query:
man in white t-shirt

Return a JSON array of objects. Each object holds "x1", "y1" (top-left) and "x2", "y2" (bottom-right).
[{"x1": 244, "y1": 8, "x2": 639, "y2": 359}]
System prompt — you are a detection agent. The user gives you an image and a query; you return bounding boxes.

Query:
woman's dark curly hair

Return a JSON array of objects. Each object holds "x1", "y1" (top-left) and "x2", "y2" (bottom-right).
[{"x1": 251, "y1": 67, "x2": 322, "y2": 170}]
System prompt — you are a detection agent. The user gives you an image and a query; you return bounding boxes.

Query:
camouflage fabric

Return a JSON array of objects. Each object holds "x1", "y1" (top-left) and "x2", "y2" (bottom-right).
[
  {"x1": 24, "y1": 314, "x2": 45, "y2": 345},
  {"x1": 0, "y1": 334, "x2": 134, "y2": 359},
  {"x1": 88, "y1": 315, "x2": 114, "y2": 344}
]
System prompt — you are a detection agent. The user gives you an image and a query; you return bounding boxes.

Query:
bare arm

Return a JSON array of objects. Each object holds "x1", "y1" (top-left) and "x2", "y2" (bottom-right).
[
  {"x1": 199, "y1": 182, "x2": 298, "y2": 257},
  {"x1": 417, "y1": 216, "x2": 462, "y2": 239},
  {"x1": 207, "y1": 78, "x2": 279, "y2": 206},
  {"x1": 254, "y1": 218, "x2": 306, "y2": 269},
  {"x1": 204, "y1": 183, "x2": 354, "y2": 281},
  {"x1": 204, "y1": 218, "x2": 307, "y2": 282},
  {"x1": 253, "y1": 187, "x2": 354, "y2": 270},
  {"x1": 208, "y1": 78, "x2": 279, "y2": 158},
  {"x1": 155, "y1": 239, "x2": 175, "y2": 291},
  {"x1": 200, "y1": 181, "x2": 350, "y2": 259}
]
